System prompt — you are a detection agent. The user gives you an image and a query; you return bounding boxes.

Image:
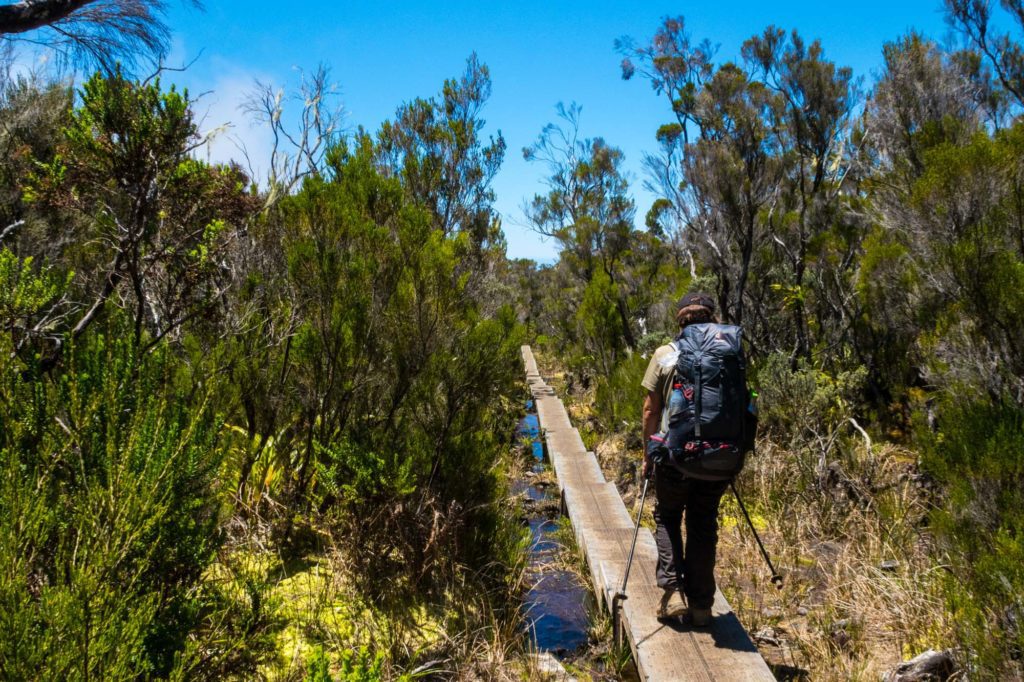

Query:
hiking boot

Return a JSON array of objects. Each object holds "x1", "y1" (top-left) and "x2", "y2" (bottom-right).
[
  {"x1": 686, "y1": 606, "x2": 713, "y2": 627},
  {"x1": 657, "y1": 587, "x2": 686, "y2": 620}
]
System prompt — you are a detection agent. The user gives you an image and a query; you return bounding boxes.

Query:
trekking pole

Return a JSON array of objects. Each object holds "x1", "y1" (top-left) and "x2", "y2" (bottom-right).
[
  {"x1": 730, "y1": 481, "x2": 784, "y2": 588},
  {"x1": 611, "y1": 462, "x2": 652, "y2": 644},
  {"x1": 619, "y1": 468, "x2": 651, "y2": 596}
]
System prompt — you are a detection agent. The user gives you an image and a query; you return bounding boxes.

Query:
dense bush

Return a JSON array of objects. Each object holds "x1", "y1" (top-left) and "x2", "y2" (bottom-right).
[
  {"x1": 593, "y1": 350, "x2": 651, "y2": 431},
  {"x1": 922, "y1": 399, "x2": 1024, "y2": 676},
  {"x1": 241, "y1": 132, "x2": 527, "y2": 607},
  {"x1": 753, "y1": 353, "x2": 867, "y2": 449},
  {"x1": 0, "y1": 59, "x2": 528, "y2": 677},
  {"x1": 0, "y1": 317, "x2": 224, "y2": 678}
]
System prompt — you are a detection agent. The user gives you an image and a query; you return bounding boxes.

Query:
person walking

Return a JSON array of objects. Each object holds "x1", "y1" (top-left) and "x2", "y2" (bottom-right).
[{"x1": 641, "y1": 292, "x2": 731, "y2": 627}]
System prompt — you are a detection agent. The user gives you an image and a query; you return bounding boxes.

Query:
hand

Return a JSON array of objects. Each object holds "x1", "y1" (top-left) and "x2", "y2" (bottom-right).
[{"x1": 642, "y1": 456, "x2": 654, "y2": 480}]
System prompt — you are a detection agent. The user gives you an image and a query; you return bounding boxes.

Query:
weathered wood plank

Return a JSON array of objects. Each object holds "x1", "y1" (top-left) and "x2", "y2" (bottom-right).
[{"x1": 522, "y1": 345, "x2": 775, "y2": 682}]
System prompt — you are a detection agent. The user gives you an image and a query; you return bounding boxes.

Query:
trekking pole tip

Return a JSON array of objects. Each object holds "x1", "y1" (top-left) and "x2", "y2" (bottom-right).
[{"x1": 771, "y1": 575, "x2": 784, "y2": 589}]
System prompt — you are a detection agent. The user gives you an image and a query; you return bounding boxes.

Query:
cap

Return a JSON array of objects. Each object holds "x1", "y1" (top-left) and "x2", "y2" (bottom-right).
[{"x1": 676, "y1": 292, "x2": 715, "y2": 312}]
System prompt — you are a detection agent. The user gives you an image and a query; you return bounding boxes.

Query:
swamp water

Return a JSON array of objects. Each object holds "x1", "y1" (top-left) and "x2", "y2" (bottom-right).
[{"x1": 515, "y1": 400, "x2": 592, "y2": 655}]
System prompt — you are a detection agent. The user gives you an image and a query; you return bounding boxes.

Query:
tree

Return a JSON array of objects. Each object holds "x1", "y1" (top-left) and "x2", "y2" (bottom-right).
[
  {"x1": 616, "y1": 16, "x2": 716, "y2": 150},
  {"x1": 621, "y1": 20, "x2": 783, "y2": 334},
  {"x1": 215, "y1": 59, "x2": 525, "y2": 612},
  {"x1": 25, "y1": 69, "x2": 257, "y2": 356},
  {"x1": 260, "y1": 133, "x2": 523, "y2": 605},
  {"x1": 617, "y1": 17, "x2": 715, "y2": 275},
  {"x1": 681, "y1": 62, "x2": 785, "y2": 334},
  {"x1": 523, "y1": 103, "x2": 641, "y2": 368},
  {"x1": 622, "y1": 18, "x2": 863, "y2": 365},
  {"x1": 376, "y1": 53, "x2": 506, "y2": 250},
  {"x1": 241, "y1": 63, "x2": 344, "y2": 209},
  {"x1": 0, "y1": 73, "x2": 71, "y2": 254},
  {"x1": 945, "y1": 0, "x2": 1024, "y2": 111},
  {"x1": 742, "y1": 27, "x2": 858, "y2": 363},
  {"x1": 857, "y1": 33, "x2": 987, "y2": 398}
]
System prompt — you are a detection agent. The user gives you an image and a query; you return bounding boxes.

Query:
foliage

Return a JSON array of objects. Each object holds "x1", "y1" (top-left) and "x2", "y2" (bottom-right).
[
  {"x1": 0, "y1": 74, "x2": 72, "y2": 241},
  {"x1": 593, "y1": 350, "x2": 651, "y2": 431},
  {"x1": 0, "y1": 0, "x2": 195, "y2": 74},
  {"x1": 618, "y1": 18, "x2": 862, "y2": 368},
  {"x1": 521, "y1": 103, "x2": 681, "y2": 379},
  {"x1": 1, "y1": 61, "x2": 528, "y2": 679},
  {"x1": 922, "y1": 399, "x2": 1024, "y2": 676},
  {"x1": 274, "y1": 135, "x2": 524, "y2": 605},
  {"x1": 377, "y1": 53, "x2": 506, "y2": 250},
  {"x1": 754, "y1": 352, "x2": 867, "y2": 448},
  {"x1": 0, "y1": 319, "x2": 225, "y2": 679},
  {"x1": 24, "y1": 68, "x2": 256, "y2": 351},
  {"x1": 0, "y1": 247, "x2": 71, "y2": 334}
]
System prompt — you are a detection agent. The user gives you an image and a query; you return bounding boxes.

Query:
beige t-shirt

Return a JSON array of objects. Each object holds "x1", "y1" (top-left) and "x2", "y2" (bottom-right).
[{"x1": 642, "y1": 342, "x2": 678, "y2": 432}]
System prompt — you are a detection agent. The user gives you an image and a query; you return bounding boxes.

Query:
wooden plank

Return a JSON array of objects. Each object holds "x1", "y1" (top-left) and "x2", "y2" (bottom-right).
[{"x1": 522, "y1": 345, "x2": 775, "y2": 682}]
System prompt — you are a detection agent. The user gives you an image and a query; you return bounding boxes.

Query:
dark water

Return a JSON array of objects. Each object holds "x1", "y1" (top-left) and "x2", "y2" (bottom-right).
[{"x1": 517, "y1": 400, "x2": 592, "y2": 655}]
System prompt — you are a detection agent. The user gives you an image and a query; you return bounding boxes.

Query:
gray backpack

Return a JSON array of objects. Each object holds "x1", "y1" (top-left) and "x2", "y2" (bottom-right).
[{"x1": 650, "y1": 323, "x2": 755, "y2": 480}]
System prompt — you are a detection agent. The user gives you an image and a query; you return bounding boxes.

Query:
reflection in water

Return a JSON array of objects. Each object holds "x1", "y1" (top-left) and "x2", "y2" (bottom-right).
[{"x1": 517, "y1": 400, "x2": 591, "y2": 654}]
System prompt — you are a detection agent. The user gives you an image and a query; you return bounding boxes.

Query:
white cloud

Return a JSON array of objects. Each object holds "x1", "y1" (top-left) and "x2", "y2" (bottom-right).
[
  {"x1": 189, "y1": 71, "x2": 274, "y2": 184},
  {"x1": 1, "y1": 43, "x2": 58, "y2": 84},
  {"x1": 135, "y1": 36, "x2": 278, "y2": 183}
]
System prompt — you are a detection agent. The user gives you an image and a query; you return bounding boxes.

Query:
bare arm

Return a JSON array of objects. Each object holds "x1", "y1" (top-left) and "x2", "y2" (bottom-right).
[{"x1": 642, "y1": 389, "x2": 662, "y2": 475}]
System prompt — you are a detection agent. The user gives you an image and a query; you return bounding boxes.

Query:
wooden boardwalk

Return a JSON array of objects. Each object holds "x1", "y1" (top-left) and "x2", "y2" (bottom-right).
[{"x1": 523, "y1": 346, "x2": 775, "y2": 682}]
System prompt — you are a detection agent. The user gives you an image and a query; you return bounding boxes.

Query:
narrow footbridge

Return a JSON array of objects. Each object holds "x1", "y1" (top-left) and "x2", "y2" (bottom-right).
[{"x1": 523, "y1": 346, "x2": 775, "y2": 681}]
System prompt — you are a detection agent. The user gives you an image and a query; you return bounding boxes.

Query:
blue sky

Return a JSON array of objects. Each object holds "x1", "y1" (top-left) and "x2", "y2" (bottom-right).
[{"x1": 161, "y1": 1, "x2": 952, "y2": 262}]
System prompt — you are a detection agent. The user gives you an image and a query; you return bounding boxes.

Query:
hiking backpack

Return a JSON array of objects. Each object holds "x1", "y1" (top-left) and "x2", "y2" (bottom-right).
[{"x1": 649, "y1": 322, "x2": 756, "y2": 480}]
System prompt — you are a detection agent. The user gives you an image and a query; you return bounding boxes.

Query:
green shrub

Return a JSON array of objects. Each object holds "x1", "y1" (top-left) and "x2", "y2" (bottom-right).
[
  {"x1": 922, "y1": 399, "x2": 1024, "y2": 677},
  {"x1": 0, "y1": 322, "x2": 225, "y2": 679},
  {"x1": 753, "y1": 352, "x2": 867, "y2": 448},
  {"x1": 593, "y1": 351, "x2": 652, "y2": 430},
  {"x1": 277, "y1": 139, "x2": 526, "y2": 608}
]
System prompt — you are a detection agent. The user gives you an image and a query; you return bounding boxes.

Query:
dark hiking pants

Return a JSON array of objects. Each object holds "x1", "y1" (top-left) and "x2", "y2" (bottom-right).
[{"x1": 653, "y1": 466, "x2": 729, "y2": 610}]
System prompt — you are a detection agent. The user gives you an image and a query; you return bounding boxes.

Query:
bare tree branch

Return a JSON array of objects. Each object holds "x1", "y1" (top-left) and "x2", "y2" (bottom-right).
[
  {"x1": 0, "y1": 218, "x2": 24, "y2": 242},
  {"x1": 241, "y1": 64, "x2": 344, "y2": 209},
  {"x1": 0, "y1": 0, "x2": 200, "y2": 72}
]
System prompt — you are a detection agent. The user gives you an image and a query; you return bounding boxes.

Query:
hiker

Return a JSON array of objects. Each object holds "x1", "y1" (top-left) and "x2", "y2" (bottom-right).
[{"x1": 641, "y1": 292, "x2": 752, "y2": 627}]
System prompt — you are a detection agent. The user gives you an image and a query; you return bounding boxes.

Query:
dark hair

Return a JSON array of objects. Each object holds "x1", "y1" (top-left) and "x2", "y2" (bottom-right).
[
  {"x1": 676, "y1": 304, "x2": 716, "y2": 328},
  {"x1": 675, "y1": 291, "x2": 717, "y2": 328}
]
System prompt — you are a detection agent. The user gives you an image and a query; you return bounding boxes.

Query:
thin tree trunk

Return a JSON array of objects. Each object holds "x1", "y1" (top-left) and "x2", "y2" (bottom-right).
[{"x1": 0, "y1": 0, "x2": 93, "y2": 35}]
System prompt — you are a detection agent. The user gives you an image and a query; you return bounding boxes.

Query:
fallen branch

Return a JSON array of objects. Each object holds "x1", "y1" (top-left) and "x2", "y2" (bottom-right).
[
  {"x1": 0, "y1": 219, "x2": 25, "y2": 243},
  {"x1": 848, "y1": 417, "x2": 872, "y2": 458}
]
